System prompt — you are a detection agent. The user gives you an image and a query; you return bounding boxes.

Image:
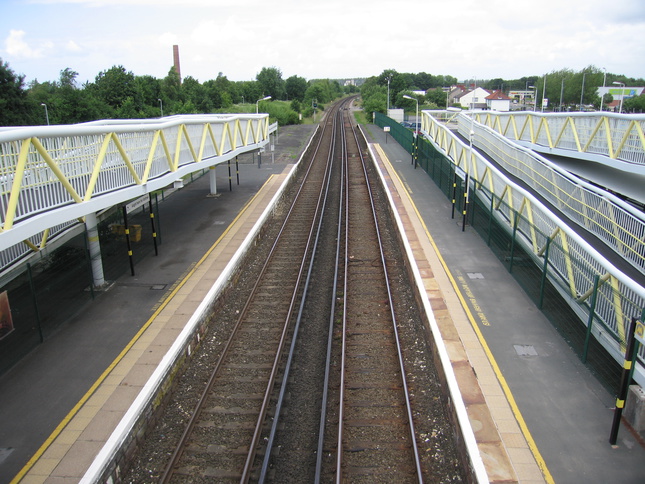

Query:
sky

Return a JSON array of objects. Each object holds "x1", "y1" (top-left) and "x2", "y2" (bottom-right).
[{"x1": 1, "y1": 0, "x2": 645, "y2": 86}]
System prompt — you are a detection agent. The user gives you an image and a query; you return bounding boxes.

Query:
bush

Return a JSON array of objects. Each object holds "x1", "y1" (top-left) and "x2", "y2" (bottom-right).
[{"x1": 262, "y1": 100, "x2": 302, "y2": 126}]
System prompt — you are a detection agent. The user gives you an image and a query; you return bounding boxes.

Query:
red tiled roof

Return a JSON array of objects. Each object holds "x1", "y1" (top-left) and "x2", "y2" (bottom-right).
[{"x1": 485, "y1": 90, "x2": 511, "y2": 101}]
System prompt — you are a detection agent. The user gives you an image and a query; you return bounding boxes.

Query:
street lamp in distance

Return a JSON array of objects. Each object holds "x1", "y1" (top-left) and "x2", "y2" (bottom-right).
[
  {"x1": 158, "y1": 98, "x2": 163, "y2": 117},
  {"x1": 613, "y1": 81, "x2": 625, "y2": 113},
  {"x1": 402, "y1": 94, "x2": 419, "y2": 134},
  {"x1": 256, "y1": 95, "x2": 271, "y2": 114},
  {"x1": 41, "y1": 103, "x2": 49, "y2": 125},
  {"x1": 528, "y1": 85, "x2": 536, "y2": 111}
]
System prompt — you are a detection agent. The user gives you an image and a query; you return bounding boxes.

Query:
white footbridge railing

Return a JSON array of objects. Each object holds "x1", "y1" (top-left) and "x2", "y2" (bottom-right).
[
  {"x1": 0, "y1": 114, "x2": 275, "y2": 270},
  {"x1": 422, "y1": 110, "x2": 645, "y2": 386}
]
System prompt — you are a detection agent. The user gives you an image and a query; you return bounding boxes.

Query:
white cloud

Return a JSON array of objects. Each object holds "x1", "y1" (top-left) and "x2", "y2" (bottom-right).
[
  {"x1": 4, "y1": 30, "x2": 46, "y2": 59},
  {"x1": 65, "y1": 40, "x2": 82, "y2": 52},
  {"x1": 3, "y1": 0, "x2": 644, "y2": 83}
]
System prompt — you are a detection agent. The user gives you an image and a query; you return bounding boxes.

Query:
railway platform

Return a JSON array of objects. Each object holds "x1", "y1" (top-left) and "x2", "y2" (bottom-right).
[
  {"x1": 1, "y1": 117, "x2": 644, "y2": 484},
  {"x1": 363, "y1": 122, "x2": 645, "y2": 484}
]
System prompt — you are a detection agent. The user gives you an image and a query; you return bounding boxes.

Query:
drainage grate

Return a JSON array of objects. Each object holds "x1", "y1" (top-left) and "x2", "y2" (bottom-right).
[
  {"x1": 116, "y1": 282, "x2": 167, "y2": 290},
  {"x1": 513, "y1": 344, "x2": 538, "y2": 357}
]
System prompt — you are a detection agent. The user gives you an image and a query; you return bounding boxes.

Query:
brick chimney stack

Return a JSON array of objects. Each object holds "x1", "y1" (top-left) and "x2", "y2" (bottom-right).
[{"x1": 173, "y1": 45, "x2": 181, "y2": 83}]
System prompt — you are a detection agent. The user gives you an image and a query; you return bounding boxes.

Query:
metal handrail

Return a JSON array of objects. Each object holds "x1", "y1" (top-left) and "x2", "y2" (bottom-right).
[
  {"x1": 0, "y1": 114, "x2": 273, "y2": 255},
  {"x1": 421, "y1": 110, "x2": 645, "y2": 386}
]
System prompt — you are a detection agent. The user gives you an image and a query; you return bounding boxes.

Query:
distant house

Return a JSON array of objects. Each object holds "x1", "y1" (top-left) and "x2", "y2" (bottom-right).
[
  {"x1": 457, "y1": 87, "x2": 491, "y2": 109},
  {"x1": 485, "y1": 90, "x2": 512, "y2": 111}
]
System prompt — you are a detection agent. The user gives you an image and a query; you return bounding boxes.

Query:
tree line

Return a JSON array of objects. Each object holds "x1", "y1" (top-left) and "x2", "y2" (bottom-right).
[
  {"x1": 360, "y1": 67, "x2": 645, "y2": 115},
  {"x1": 0, "y1": 60, "x2": 358, "y2": 127},
  {"x1": 2, "y1": 59, "x2": 645, "y2": 128}
]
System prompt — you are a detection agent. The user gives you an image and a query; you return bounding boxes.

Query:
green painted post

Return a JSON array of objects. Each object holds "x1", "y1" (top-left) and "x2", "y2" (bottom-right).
[
  {"x1": 155, "y1": 193, "x2": 162, "y2": 245},
  {"x1": 27, "y1": 263, "x2": 44, "y2": 343},
  {"x1": 487, "y1": 195, "x2": 494, "y2": 246},
  {"x1": 610, "y1": 317, "x2": 639, "y2": 445},
  {"x1": 582, "y1": 274, "x2": 600, "y2": 363},
  {"x1": 451, "y1": 170, "x2": 458, "y2": 219},
  {"x1": 149, "y1": 194, "x2": 158, "y2": 256},
  {"x1": 538, "y1": 237, "x2": 551, "y2": 309},
  {"x1": 509, "y1": 212, "x2": 519, "y2": 273},
  {"x1": 122, "y1": 206, "x2": 135, "y2": 276}
]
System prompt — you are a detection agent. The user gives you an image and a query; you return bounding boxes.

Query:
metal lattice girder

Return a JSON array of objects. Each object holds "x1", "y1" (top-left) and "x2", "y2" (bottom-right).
[
  {"x1": 472, "y1": 111, "x2": 645, "y2": 172},
  {"x1": 0, "y1": 114, "x2": 275, "y2": 252},
  {"x1": 420, "y1": 110, "x2": 645, "y2": 385},
  {"x1": 445, "y1": 112, "x2": 645, "y2": 276}
]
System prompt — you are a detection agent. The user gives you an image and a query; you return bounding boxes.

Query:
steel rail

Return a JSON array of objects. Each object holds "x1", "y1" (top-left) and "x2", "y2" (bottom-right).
[
  {"x1": 350, "y1": 119, "x2": 424, "y2": 482},
  {"x1": 257, "y1": 99, "x2": 347, "y2": 483},
  {"x1": 335, "y1": 110, "x2": 423, "y2": 482},
  {"x1": 335, "y1": 103, "x2": 350, "y2": 483},
  {"x1": 314, "y1": 101, "x2": 347, "y2": 483},
  {"x1": 159, "y1": 112, "x2": 331, "y2": 484}
]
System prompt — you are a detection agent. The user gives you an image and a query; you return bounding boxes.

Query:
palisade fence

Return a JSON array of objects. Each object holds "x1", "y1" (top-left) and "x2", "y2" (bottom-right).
[
  {"x1": 0, "y1": 171, "x2": 209, "y2": 376},
  {"x1": 0, "y1": 114, "x2": 274, "y2": 376},
  {"x1": 374, "y1": 112, "x2": 645, "y2": 392}
]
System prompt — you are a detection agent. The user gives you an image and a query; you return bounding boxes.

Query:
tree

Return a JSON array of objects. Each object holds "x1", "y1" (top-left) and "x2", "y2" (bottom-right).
[
  {"x1": 0, "y1": 58, "x2": 32, "y2": 126},
  {"x1": 376, "y1": 69, "x2": 405, "y2": 108},
  {"x1": 53, "y1": 69, "x2": 106, "y2": 123},
  {"x1": 359, "y1": 82, "x2": 387, "y2": 116},
  {"x1": 93, "y1": 65, "x2": 136, "y2": 110},
  {"x1": 624, "y1": 94, "x2": 645, "y2": 113},
  {"x1": 182, "y1": 76, "x2": 213, "y2": 112},
  {"x1": 426, "y1": 88, "x2": 448, "y2": 108},
  {"x1": 256, "y1": 67, "x2": 285, "y2": 101},
  {"x1": 285, "y1": 75, "x2": 308, "y2": 101},
  {"x1": 133, "y1": 75, "x2": 162, "y2": 117},
  {"x1": 161, "y1": 66, "x2": 182, "y2": 106}
]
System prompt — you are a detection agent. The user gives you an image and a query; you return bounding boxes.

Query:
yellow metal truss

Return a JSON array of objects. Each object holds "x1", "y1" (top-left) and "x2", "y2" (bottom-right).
[
  {"x1": 478, "y1": 112, "x2": 645, "y2": 161},
  {"x1": 0, "y1": 116, "x2": 270, "y2": 252}
]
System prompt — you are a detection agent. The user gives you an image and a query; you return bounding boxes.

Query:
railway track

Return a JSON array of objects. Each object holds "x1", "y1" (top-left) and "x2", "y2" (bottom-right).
[
  {"x1": 124, "y1": 97, "x2": 468, "y2": 483},
  {"x1": 330, "y1": 108, "x2": 423, "y2": 482},
  {"x1": 158, "y1": 101, "x2": 339, "y2": 483}
]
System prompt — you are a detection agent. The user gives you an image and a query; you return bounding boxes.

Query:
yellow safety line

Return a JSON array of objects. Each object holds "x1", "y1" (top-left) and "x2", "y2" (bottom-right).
[
  {"x1": 11, "y1": 175, "x2": 277, "y2": 484},
  {"x1": 375, "y1": 144, "x2": 554, "y2": 484}
]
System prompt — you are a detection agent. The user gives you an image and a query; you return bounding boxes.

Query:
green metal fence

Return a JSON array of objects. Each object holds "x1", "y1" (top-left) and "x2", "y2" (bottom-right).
[
  {"x1": 0, "y1": 170, "x2": 208, "y2": 376},
  {"x1": 375, "y1": 112, "x2": 644, "y2": 393}
]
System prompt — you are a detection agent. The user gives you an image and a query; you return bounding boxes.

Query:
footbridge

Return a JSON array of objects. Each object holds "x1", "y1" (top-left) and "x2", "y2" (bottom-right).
[
  {"x1": 0, "y1": 114, "x2": 276, "y2": 285},
  {"x1": 417, "y1": 110, "x2": 645, "y2": 385}
]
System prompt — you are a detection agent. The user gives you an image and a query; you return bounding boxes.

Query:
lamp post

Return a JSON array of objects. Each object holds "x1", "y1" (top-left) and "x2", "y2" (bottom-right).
[
  {"x1": 41, "y1": 103, "x2": 49, "y2": 125},
  {"x1": 541, "y1": 75, "x2": 547, "y2": 112},
  {"x1": 580, "y1": 72, "x2": 586, "y2": 111},
  {"x1": 256, "y1": 95, "x2": 271, "y2": 114},
  {"x1": 386, "y1": 74, "x2": 392, "y2": 114},
  {"x1": 403, "y1": 94, "x2": 419, "y2": 168},
  {"x1": 613, "y1": 81, "x2": 625, "y2": 113},
  {"x1": 158, "y1": 98, "x2": 163, "y2": 118},
  {"x1": 600, "y1": 68, "x2": 607, "y2": 112},
  {"x1": 528, "y1": 85, "x2": 536, "y2": 111}
]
